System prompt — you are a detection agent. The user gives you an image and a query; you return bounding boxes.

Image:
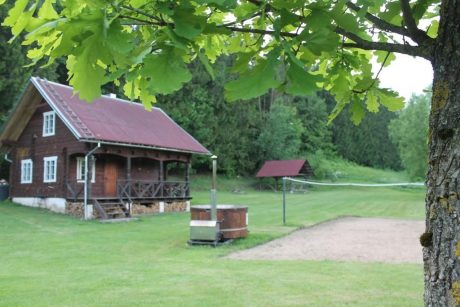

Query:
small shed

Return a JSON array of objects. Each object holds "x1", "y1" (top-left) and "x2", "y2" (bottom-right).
[{"x1": 256, "y1": 159, "x2": 314, "y2": 190}]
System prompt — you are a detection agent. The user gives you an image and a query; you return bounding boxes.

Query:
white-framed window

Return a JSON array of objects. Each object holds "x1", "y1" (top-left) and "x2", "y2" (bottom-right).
[
  {"x1": 43, "y1": 156, "x2": 58, "y2": 183},
  {"x1": 42, "y1": 111, "x2": 56, "y2": 137},
  {"x1": 76, "y1": 157, "x2": 96, "y2": 183},
  {"x1": 20, "y1": 159, "x2": 33, "y2": 184}
]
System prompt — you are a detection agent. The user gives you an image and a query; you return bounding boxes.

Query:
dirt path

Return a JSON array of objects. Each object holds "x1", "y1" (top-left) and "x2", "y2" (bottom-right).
[{"x1": 227, "y1": 217, "x2": 424, "y2": 264}]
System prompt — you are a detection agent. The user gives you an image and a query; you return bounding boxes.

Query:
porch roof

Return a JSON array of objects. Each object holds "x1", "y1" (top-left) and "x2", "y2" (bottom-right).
[{"x1": 31, "y1": 78, "x2": 210, "y2": 155}]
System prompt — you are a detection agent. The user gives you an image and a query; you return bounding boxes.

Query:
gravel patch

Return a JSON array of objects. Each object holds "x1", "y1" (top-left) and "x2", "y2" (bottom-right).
[{"x1": 227, "y1": 217, "x2": 424, "y2": 264}]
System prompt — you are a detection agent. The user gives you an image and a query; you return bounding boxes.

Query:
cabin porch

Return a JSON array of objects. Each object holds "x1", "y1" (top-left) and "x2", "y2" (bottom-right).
[
  {"x1": 66, "y1": 179, "x2": 191, "y2": 202},
  {"x1": 64, "y1": 151, "x2": 192, "y2": 219},
  {"x1": 65, "y1": 152, "x2": 191, "y2": 200}
]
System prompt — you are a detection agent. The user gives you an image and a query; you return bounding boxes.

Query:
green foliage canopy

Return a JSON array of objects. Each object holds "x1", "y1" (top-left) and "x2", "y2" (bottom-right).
[
  {"x1": 0, "y1": 1, "x2": 61, "y2": 120},
  {"x1": 324, "y1": 88, "x2": 402, "y2": 170},
  {"x1": 1, "y1": 0, "x2": 439, "y2": 122},
  {"x1": 389, "y1": 93, "x2": 430, "y2": 180},
  {"x1": 256, "y1": 103, "x2": 304, "y2": 161}
]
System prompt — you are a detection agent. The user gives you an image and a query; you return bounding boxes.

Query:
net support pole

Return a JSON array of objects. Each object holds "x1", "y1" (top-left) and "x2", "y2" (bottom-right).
[
  {"x1": 210, "y1": 155, "x2": 218, "y2": 221},
  {"x1": 282, "y1": 177, "x2": 286, "y2": 225}
]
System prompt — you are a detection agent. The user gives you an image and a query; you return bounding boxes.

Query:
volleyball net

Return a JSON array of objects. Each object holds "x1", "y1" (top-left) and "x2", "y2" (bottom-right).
[
  {"x1": 280, "y1": 177, "x2": 424, "y2": 225},
  {"x1": 284, "y1": 177, "x2": 424, "y2": 188}
]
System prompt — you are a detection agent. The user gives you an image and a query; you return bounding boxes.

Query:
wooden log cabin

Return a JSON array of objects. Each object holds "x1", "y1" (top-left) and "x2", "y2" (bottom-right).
[{"x1": 0, "y1": 77, "x2": 210, "y2": 219}]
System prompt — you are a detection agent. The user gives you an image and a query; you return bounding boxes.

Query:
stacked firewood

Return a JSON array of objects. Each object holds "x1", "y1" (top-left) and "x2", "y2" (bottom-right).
[
  {"x1": 164, "y1": 201, "x2": 187, "y2": 212},
  {"x1": 132, "y1": 203, "x2": 160, "y2": 215},
  {"x1": 66, "y1": 202, "x2": 84, "y2": 218}
]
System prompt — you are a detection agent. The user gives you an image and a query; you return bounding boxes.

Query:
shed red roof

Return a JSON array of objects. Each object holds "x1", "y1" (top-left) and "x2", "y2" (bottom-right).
[
  {"x1": 256, "y1": 160, "x2": 309, "y2": 177},
  {"x1": 32, "y1": 77, "x2": 209, "y2": 155}
]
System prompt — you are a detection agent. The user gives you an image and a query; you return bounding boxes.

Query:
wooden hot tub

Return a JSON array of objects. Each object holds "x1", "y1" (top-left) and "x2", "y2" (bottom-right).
[{"x1": 190, "y1": 205, "x2": 248, "y2": 239}]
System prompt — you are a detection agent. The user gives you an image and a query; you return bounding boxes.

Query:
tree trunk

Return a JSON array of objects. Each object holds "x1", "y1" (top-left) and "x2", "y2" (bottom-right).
[{"x1": 424, "y1": 1, "x2": 460, "y2": 305}]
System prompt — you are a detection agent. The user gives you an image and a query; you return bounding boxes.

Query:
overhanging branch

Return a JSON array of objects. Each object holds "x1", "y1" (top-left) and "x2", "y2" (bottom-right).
[
  {"x1": 337, "y1": 28, "x2": 432, "y2": 60},
  {"x1": 242, "y1": 0, "x2": 433, "y2": 59},
  {"x1": 220, "y1": 11, "x2": 263, "y2": 27},
  {"x1": 342, "y1": 42, "x2": 426, "y2": 58},
  {"x1": 400, "y1": 0, "x2": 419, "y2": 35},
  {"x1": 120, "y1": 15, "x2": 163, "y2": 26},
  {"x1": 345, "y1": 1, "x2": 409, "y2": 37},
  {"x1": 117, "y1": 2, "x2": 433, "y2": 60},
  {"x1": 222, "y1": 26, "x2": 297, "y2": 37},
  {"x1": 399, "y1": 0, "x2": 434, "y2": 45},
  {"x1": 120, "y1": 5, "x2": 166, "y2": 25}
]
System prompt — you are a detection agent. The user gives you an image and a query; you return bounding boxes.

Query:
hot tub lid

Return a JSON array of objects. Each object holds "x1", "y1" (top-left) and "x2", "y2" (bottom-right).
[{"x1": 191, "y1": 204, "x2": 248, "y2": 210}]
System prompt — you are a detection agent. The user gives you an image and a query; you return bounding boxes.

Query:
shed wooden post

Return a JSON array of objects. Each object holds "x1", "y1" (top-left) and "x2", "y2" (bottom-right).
[
  {"x1": 185, "y1": 161, "x2": 191, "y2": 197},
  {"x1": 159, "y1": 160, "x2": 164, "y2": 197},
  {"x1": 185, "y1": 162, "x2": 190, "y2": 182}
]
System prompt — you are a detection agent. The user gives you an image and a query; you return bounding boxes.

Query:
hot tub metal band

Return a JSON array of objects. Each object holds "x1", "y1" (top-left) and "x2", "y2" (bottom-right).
[{"x1": 220, "y1": 227, "x2": 248, "y2": 232}]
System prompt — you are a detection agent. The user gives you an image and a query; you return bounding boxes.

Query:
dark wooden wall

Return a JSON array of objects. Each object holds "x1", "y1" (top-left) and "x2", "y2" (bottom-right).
[
  {"x1": 10, "y1": 102, "x2": 87, "y2": 198},
  {"x1": 131, "y1": 157, "x2": 160, "y2": 181}
]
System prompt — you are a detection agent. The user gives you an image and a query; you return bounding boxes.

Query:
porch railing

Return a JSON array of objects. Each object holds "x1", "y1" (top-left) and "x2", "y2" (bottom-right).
[
  {"x1": 66, "y1": 179, "x2": 190, "y2": 200},
  {"x1": 66, "y1": 180, "x2": 85, "y2": 201},
  {"x1": 117, "y1": 180, "x2": 190, "y2": 200},
  {"x1": 66, "y1": 180, "x2": 106, "y2": 200}
]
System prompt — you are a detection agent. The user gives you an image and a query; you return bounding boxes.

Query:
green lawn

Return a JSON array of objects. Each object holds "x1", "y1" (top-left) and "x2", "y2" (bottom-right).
[{"x1": 0, "y1": 186, "x2": 425, "y2": 306}]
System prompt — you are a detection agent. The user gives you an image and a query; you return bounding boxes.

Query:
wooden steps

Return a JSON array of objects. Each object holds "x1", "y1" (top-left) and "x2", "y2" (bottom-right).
[{"x1": 93, "y1": 199, "x2": 130, "y2": 220}]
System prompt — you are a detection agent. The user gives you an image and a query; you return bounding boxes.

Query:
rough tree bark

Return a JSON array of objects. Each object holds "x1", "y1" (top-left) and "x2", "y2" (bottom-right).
[{"x1": 424, "y1": 1, "x2": 460, "y2": 305}]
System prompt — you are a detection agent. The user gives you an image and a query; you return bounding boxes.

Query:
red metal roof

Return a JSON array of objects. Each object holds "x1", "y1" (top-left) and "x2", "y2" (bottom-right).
[
  {"x1": 256, "y1": 160, "x2": 307, "y2": 177},
  {"x1": 32, "y1": 77, "x2": 209, "y2": 155}
]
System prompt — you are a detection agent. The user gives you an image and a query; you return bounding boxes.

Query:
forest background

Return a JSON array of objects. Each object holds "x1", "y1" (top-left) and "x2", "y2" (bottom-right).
[{"x1": 0, "y1": 2, "x2": 429, "y2": 182}]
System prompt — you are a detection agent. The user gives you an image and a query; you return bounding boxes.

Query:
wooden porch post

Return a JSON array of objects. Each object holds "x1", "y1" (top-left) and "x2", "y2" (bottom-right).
[
  {"x1": 159, "y1": 160, "x2": 164, "y2": 182},
  {"x1": 126, "y1": 156, "x2": 131, "y2": 198},
  {"x1": 159, "y1": 160, "x2": 164, "y2": 198},
  {"x1": 126, "y1": 156, "x2": 131, "y2": 181}
]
